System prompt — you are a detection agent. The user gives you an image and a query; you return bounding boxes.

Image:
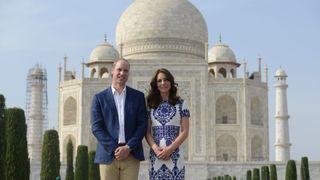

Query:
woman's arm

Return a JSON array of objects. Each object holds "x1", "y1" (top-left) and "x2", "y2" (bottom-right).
[
  {"x1": 158, "y1": 116, "x2": 189, "y2": 160},
  {"x1": 145, "y1": 119, "x2": 163, "y2": 156}
]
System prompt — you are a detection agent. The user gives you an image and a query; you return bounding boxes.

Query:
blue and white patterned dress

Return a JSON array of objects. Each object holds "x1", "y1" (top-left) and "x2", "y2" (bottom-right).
[{"x1": 148, "y1": 100, "x2": 190, "y2": 180}]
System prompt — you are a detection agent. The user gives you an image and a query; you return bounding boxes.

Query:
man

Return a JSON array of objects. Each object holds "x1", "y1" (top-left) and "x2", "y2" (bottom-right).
[{"x1": 91, "y1": 58, "x2": 148, "y2": 180}]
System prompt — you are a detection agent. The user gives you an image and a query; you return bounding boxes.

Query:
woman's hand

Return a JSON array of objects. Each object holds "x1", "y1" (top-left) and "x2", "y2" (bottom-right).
[
  {"x1": 152, "y1": 144, "x2": 163, "y2": 156},
  {"x1": 157, "y1": 146, "x2": 174, "y2": 161}
]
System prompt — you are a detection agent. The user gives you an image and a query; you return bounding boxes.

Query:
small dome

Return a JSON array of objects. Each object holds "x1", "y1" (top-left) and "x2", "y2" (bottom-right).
[
  {"x1": 275, "y1": 68, "x2": 287, "y2": 77},
  {"x1": 32, "y1": 67, "x2": 43, "y2": 76},
  {"x1": 115, "y1": 0, "x2": 208, "y2": 58},
  {"x1": 89, "y1": 42, "x2": 119, "y2": 62},
  {"x1": 208, "y1": 42, "x2": 236, "y2": 63}
]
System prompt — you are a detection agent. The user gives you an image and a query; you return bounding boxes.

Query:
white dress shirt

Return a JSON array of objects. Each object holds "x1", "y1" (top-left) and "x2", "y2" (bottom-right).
[{"x1": 111, "y1": 85, "x2": 127, "y2": 144}]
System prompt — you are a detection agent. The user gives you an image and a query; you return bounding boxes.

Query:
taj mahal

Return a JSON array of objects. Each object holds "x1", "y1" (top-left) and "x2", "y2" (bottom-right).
[{"x1": 26, "y1": 0, "x2": 320, "y2": 179}]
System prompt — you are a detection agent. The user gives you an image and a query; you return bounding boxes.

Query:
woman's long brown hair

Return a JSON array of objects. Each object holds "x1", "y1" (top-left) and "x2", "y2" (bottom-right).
[{"x1": 147, "y1": 68, "x2": 180, "y2": 109}]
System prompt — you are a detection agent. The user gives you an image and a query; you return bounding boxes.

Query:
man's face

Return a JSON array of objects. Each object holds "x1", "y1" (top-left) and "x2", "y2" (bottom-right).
[{"x1": 112, "y1": 60, "x2": 130, "y2": 86}]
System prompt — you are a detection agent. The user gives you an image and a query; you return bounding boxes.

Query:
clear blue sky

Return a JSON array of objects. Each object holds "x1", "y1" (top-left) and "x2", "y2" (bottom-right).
[{"x1": 1, "y1": 0, "x2": 319, "y2": 161}]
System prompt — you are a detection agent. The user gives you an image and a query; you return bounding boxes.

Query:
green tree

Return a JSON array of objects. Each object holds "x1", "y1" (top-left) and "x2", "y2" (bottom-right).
[
  {"x1": 89, "y1": 151, "x2": 100, "y2": 180},
  {"x1": 252, "y1": 168, "x2": 260, "y2": 180},
  {"x1": 0, "y1": 95, "x2": 5, "y2": 179},
  {"x1": 301, "y1": 157, "x2": 310, "y2": 180},
  {"x1": 270, "y1": 164, "x2": 277, "y2": 180},
  {"x1": 261, "y1": 166, "x2": 270, "y2": 180},
  {"x1": 246, "y1": 169, "x2": 252, "y2": 180},
  {"x1": 223, "y1": 175, "x2": 232, "y2": 180},
  {"x1": 65, "y1": 139, "x2": 74, "y2": 180},
  {"x1": 40, "y1": 129, "x2": 60, "y2": 180},
  {"x1": 286, "y1": 160, "x2": 297, "y2": 180},
  {"x1": 75, "y1": 145, "x2": 88, "y2": 180},
  {"x1": 4, "y1": 108, "x2": 30, "y2": 180}
]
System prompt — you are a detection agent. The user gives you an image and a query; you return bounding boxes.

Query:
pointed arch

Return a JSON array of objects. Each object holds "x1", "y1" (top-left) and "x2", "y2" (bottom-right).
[
  {"x1": 62, "y1": 134, "x2": 76, "y2": 162},
  {"x1": 251, "y1": 96, "x2": 263, "y2": 125},
  {"x1": 216, "y1": 134, "x2": 237, "y2": 161},
  {"x1": 230, "y1": 69, "x2": 235, "y2": 78},
  {"x1": 63, "y1": 97, "x2": 77, "y2": 125},
  {"x1": 100, "y1": 67, "x2": 110, "y2": 78},
  {"x1": 251, "y1": 135, "x2": 263, "y2": 161},
  {"x1": 90, "y1": 68, "x2": 97, "y2": 78},
  {"x1": 209, "y1": 68, "x2": 215, "y2": 78},
  {"x1": 216, "y1": 95, "x2": 237, "y2": 124},
  {"x1": 218, "y1": 68, "x2": 227, "y2": 78}
]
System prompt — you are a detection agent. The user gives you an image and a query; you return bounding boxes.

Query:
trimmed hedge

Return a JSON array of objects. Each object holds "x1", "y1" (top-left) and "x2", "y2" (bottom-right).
[
  {"x1": 285, "y1": 160, "x2": 297, "y2": 180},
  {"x1": 5, "y1": 108, "x2": 30, "y2": 180},
  {"x1": 65, "y1": 139, "x2": 74, "y2": 180},
  {"x1": 75, "y1": 145, "x2": 88, "y2": 180},
  {"x1": 301, "y1": 156, "x2": 310, "y2": 180},
  {"x1": 270, "y1": 164, "x2": 277, "y2": 180},
  {"x1": 40, "y1": 129, "x2": 60, "y2": 180},
  {"x1": 0, "y1": 95, "x2": 5, "y2": 179}
]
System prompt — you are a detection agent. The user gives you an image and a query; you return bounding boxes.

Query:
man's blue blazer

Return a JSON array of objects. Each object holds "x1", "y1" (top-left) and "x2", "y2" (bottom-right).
[{"x1": 91, "y1": 86, "x2": 148, "y2": 164}]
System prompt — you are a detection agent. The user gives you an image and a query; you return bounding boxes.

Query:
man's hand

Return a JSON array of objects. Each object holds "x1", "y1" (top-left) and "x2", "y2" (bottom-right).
[{"x1": 114, "y1": 146, "x2": 131, "y2": 161}]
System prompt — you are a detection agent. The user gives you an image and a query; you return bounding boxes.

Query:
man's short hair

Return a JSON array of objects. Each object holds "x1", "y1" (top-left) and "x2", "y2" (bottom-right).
[{"x1": 112, "y1": 58, "x2": 130, "y2": 69}]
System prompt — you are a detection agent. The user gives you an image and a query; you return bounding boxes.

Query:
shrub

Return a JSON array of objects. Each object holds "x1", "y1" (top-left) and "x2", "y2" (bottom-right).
[
  {"x1": 65, "y1": 139, "x2": 74, "y2": 180},
  {"x1": 4, "y1": 108, "x2": 30, "y2": 180},
  {"x1": 40, "y1": 129, "x2": 60, "y2": 180},
  {"x1": 252, "y1": 168, "x2": 260, "y2": 180},
  {"x1": 285, "y1": 160, "x2": 297, "y2": 180},
  {"x1": 270, "y1": 164, "x2": 277, "y2": 180},
  {"x1": 0, "y1": 95, "x2": 5, "y2": 179},
  {"x1": 75, "y1": 145, "x2": 88, "y2": 180},
  {"x1": 246, "y1": 169, "x2": 252, "y2": 180},
  {"x1": 261, "y1": 166, "x2": 270, "y2": 180},
  {"x1": 88, "y1": 151, "x2": 100, "y2": 180},
  {"x1": 301, "y1": 156, "x2": 310, "y2": 180}
]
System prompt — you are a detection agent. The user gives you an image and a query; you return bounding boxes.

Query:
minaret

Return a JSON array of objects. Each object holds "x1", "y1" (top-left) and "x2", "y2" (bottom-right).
[
  {"x1": 26, "y1": 64, "x2": 48, "y2": 162},
  {"x1": 274, "y1": 68, "x2": 291, "y2": 161}
]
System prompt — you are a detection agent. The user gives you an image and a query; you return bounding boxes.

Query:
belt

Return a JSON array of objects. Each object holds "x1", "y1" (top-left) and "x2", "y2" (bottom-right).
[{"x1": 118, "y1": 143, "x2": 126, "y2": 146}]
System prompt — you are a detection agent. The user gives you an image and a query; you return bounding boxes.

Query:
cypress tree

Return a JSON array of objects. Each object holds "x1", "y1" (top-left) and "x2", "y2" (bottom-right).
[
  {"x1": 261, "y1": 166, "x2": 270, "y2": 180},
  {"x1": 270, "y1": 164, "x2": 277, "y2": 180},
  {"x1": 301, "y1": 157, "x2": 310, "y2": 180},
  {"x1": 232, "y1": 176, "x2": 236, "y2": 180},
  {"x1": 224, "y1": 175, "x2": 229, "y2": 180},
  {"x1": 0, "y1": 95, "x2": 5, "y2": 179},
  {"x1": 4, "y1": 108, "x2": 30, "y2": 180},
  {"x1": 75, "y1": 145, "x2": 88, "y2": 180},
  {"x1": 88, "y1": 151, "x2": 100, "y2": 180},
  {"x1": 65, "y1": 139, "x2": 74, "y2": 180},
  {"x1": 261, "y1": 166, "x2": 266, "y2": 180},
  {"x1": 252, "y1": 168, "x2": 260, "y2": 180},
  {"x1": 285, "y1": 160, "x2": 297, "y2": 180},
  {"x1": 40, "y1": 129, "x2": 60, "y2": 180},
  {"x1": 246, "y1": 169, "x2": 252, "y2": 180}
]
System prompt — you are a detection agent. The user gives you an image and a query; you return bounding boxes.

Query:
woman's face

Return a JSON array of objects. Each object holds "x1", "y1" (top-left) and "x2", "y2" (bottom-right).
[{"x1": 156, "y1": 72, "x2": 171, "y2": 96}]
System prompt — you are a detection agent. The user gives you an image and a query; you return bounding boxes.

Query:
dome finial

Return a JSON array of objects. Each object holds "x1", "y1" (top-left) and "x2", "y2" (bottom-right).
[
  {"x1": 104, "y1": 33, "x2": 107, "y2": 43},
  {"x1": 219, "y1": 33, "x2": 222, "y2": 43}
]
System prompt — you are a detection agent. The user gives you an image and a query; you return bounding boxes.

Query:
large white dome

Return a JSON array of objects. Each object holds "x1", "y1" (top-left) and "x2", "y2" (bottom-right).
[{"x1": 116, "y1": 0, "x2": 208, "y2": 58}]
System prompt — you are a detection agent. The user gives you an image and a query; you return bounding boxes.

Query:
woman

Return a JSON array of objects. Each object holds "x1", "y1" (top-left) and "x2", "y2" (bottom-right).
[{"x1": 145, "y1": 68, "x2": 190, "y2": 180}]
